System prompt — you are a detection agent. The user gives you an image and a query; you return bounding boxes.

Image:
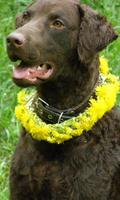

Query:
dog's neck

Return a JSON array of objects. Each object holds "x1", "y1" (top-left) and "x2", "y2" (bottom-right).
[{"x1": 37, "y1": 56, "x2": 99, "y2": 112}]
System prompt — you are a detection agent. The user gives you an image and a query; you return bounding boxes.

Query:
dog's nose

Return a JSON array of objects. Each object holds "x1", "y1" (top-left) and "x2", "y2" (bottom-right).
[{"x1": 7, "y1": 32, "x2": 25, "y2": 48}]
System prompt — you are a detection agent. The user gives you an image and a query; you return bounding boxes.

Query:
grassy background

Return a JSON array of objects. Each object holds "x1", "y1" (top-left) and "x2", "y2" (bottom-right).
[{"x1": 0, "y1": 0, "x2": 120, "y2": 199}]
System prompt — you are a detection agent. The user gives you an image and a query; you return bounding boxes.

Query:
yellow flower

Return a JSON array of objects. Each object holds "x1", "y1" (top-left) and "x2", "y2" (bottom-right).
[
  {"x1": 107, "y1": 74, "x2": 119, "y2": 84},
  {"x1": 65, "y1": 127, "x2": 73, "y2": 135},
  {"x1": 15, "y1": 105, "x2": 25, "y2": 120},
  {"x1": 17, "y1": 90, "x2": 27, "y2": 105},
  {"x1": 99, "y1": 57, "x2": 109, "y2": 75}
]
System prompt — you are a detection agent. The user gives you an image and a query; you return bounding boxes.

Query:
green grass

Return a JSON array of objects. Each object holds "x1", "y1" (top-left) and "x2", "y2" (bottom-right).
[{"x1": 0, "y1": 0, "x2": 120, "y2": 199}]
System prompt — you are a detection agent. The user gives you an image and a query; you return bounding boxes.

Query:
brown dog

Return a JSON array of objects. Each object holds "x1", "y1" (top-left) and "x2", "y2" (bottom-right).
[{"x1": 7, "y1": 0, "x2": 120, "y2": 199}]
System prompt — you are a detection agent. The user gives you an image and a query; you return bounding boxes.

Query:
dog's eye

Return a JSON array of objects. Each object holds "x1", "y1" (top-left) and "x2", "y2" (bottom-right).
[
  {"x1": 23, "y1": 11, "x2": 30, "y2": 20},
  {"x1": 50, "y1": 19, "x2": 65, "y2": 29}
]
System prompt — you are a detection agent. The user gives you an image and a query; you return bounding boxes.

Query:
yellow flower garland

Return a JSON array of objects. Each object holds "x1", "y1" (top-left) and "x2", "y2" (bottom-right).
[{"x1": 15, "y1": 57, "x2": 120, "y2": 144}]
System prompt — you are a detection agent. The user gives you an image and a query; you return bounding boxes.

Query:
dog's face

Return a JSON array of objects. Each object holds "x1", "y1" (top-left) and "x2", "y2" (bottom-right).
[
  {"x1": 7, "y1": 0, "x2": 81, "y2": 87},
  {"x1": 7, "y1": 0, "x2": 117, "y2": 87}
]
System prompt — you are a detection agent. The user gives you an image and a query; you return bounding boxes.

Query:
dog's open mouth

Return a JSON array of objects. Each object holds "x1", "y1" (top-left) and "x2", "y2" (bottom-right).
[{"x1": 13, "y1": 62, "x2": 54, "y2": 86}]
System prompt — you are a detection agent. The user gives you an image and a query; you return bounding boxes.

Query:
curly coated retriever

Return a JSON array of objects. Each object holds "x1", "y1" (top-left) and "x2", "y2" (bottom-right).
[{"x1": 7, "y1": 0, "x2": 120, "y2": 199}]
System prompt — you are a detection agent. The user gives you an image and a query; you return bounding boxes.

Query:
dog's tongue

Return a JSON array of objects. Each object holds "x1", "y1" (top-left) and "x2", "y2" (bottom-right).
[{"x1": 13, "y1": 64, "x2": 53, "y2": 81}]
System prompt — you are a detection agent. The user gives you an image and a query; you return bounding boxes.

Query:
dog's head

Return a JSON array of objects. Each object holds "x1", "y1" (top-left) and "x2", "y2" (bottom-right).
[{"x1": 7, "y1": 0, "x2": 117, "y2": 87}]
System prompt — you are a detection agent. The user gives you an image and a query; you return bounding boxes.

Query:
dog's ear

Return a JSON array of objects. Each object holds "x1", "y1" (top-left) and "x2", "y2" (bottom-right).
[{"x1": 77, "y1": 4, "x2": 118, "y2": 63}]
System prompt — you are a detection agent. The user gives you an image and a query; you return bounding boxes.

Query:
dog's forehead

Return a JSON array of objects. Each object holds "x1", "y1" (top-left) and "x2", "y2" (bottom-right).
[{"x1": 28, "y1": 0, "x2": 80, "y2": 17}]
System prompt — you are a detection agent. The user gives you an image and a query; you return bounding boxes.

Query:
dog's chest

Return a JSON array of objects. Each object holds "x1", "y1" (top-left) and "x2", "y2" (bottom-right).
[
  {"x1": 16, "y1": 153, "x2": 71, "y2": 199},
  {"x1": 13, "y1": 135, "x2": 119, "y2": 200}
]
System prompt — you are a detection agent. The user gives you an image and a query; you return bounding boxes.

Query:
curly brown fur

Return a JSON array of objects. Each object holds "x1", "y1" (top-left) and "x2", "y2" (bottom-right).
[{"x1": 7, "y1": 0, "x2": 120, "y2": 199}]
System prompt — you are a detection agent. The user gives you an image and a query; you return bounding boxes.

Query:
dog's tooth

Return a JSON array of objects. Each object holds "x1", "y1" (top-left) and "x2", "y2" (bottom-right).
[
  {"x1": 27, "y1": 71, "x2": 30, "y2": 76},
  {"x1": 42, "y1": 64, "x2": 47, "y2": 69},
  {"x1": 38, "y1": 66, "x2": 42, "y2": 70}
]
